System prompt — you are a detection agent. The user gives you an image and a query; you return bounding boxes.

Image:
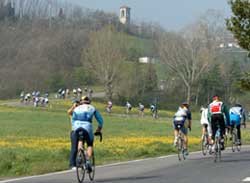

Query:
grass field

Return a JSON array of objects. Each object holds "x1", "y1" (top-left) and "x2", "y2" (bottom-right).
[{"x1": 0, "y1": 100, "x2": 250, "y2": 178}]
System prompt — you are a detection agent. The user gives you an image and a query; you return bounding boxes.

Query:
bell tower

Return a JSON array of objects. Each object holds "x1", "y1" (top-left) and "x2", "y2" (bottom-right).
[{"x1": 119, "y1": 6, "x2": 131, "y2": 25}]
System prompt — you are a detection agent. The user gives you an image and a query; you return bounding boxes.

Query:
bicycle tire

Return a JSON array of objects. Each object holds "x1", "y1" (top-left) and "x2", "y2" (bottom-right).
[
  {"x1": 201, "y1": 135, "x2": 208, "y2": 156},
  {"x1": 76, "y1": 150, "x2": 86, "y2": 183},
  {"x1": 214, "y1": 137, "x2": 221, "y2": 162},
  {"x1": 177, "y1": 136, "x2": 183, "y2": 161},
  {"x1": 231, "y1": 132, "x2": 236, "y2": 152},
  {"x1": 88, "y1": 152, "x2": 95, "y2": 181}
]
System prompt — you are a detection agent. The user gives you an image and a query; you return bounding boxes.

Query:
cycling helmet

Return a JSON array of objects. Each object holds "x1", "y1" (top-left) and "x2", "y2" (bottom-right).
[
  {"x1": 181, "y1": 102, "x2": 189, "y2": 108},
  {"x1": 81, "y1": 96, "x2": 91, "y2": 104},
  {"x1": 212, "y1": 94, "x2": 220, "y2": 100},
  {"x1": 235, "y1": 103, "x2": 242, "y2": 107}
]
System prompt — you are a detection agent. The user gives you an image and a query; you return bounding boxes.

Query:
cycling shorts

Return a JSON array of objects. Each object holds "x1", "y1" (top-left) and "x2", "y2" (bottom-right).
[
  {"x1": 75, "y1": 128, "x2": 93, "y2": 147},
  {"x1": 173, "y1": 120, "x2": 187, "y2": 135}
]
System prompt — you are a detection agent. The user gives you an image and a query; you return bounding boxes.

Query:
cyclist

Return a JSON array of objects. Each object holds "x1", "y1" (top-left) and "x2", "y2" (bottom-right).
[
  {"x1": 126, "y1": 101, "x2": 132, "y2": 114},
  {"x1": 200, "y1": 106, "x2": 212, "y2": 140},
  {"x1": 208, "y1": 95, "x2": 230, "y2": 150},
  {"x1": 173, "y1": 102, "x2": 192, "y2": 156},
  {"x1": 150, "y1": 103, "x2": 158, "y2": 119},
  {"x1": 106, "y1": 101, "x2": 113, "y2": 113},
  {"x1": 138, "y1": 103, "x2": 145, "y2": 117},
  {"x1": 69, "y1": 96, "x2": 103, "y2": 172},
  {"x1": 229, "y1": 103, "x2": 246, "y2": 145}
]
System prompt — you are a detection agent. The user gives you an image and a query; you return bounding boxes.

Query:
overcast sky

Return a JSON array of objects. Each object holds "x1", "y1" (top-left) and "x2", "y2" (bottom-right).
[{"x1": 69, "y1": 0, "x2": 231, "y2": 31}]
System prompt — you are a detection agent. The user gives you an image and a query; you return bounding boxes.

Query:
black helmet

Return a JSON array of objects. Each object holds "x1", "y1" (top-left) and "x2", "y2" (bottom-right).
[
  {"x1": 81, "y1": 96, "x2": 91, "y2": 104},
  {"x1": 235, "y1": 103, "x2": 242, "y2": 107}
]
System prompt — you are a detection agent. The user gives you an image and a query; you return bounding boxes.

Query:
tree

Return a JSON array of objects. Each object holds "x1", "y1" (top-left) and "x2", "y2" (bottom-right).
[
  {"x1": 82, "y1": 26, "x2": 125, "y2": 100},
  {"x1": 226, "y1": 0, "x2": 250, "y2": 51},
  {"x1": 227, "y1": 0, "x2": 250, "y2": 91},
  {"x1": 157, "y1": 31, "x2": 212, "y2": 103}
]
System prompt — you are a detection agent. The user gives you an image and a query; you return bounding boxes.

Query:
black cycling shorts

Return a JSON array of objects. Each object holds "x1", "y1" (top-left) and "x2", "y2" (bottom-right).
[{"x1": 75, "y1": 128, "x2": 93, "y2": 147}]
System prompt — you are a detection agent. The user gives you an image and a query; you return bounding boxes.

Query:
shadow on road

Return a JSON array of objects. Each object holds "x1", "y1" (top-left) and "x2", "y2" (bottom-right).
[{"x1": 95, "y1": 175, "x2": 159, "y2": 183}]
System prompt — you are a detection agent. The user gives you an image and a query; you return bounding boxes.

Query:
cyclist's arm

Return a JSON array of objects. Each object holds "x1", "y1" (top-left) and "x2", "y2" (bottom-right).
[
  {"x1": 94, "y1": 109, "x2": 103, "y2": 131},
  {"x1": 207, "y1": 105, "x2": 211, "y2": 123},
  {"x1": 67, "y1": 104, "x2": 77, "y2": 116},
  {"x1": 223, "y1": 104, "x2": 230, "y2": 126},
  {"x1": 242, "y1": 109, "x2": 246, "y2": 123}
]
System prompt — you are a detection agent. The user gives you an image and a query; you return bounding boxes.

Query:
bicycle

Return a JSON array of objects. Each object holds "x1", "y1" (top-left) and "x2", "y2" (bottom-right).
[
  {"x1": 231, "y1": 126, "x2": 241, "y2": 152},
  {"x1": 176, "y1": 124, "x2": 187, "y2": 161},
  {"x1": 214, "y1": 126, "x2": 222, "y2": 163},
  {"x1": 76, "y1": 131, "x2": 102, "y2": 183},
  {"x1": 201, "y1": 128, "x2": 211, "y2": 156}
]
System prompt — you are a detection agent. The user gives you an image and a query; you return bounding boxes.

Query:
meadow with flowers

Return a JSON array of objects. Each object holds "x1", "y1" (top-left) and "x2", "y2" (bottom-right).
[{"x1": 0, "y1": 100, "x2": 249, "y2": 178}]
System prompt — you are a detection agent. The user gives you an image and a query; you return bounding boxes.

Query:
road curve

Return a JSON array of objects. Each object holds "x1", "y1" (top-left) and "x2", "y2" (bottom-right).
[{"x1": 1, "y1": 146, "x2": 250, "y2": 183}]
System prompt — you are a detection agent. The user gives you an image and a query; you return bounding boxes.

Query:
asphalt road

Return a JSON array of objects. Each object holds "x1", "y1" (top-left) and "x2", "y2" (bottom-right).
[{"x1": 1, "y1": 146, "x2": 250, "y2": 183}]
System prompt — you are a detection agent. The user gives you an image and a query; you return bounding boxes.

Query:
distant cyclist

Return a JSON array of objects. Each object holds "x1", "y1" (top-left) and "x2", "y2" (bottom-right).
[
  {"x1": 208, "y1": 95, "x2": 230, "y2": 150},
  {"x1": 173, "y1": 102, "x2": 192, "y2": 156},
  {"x1": 69, "y1": 96, "x2": 103, "y2": 172},
  {"x1": 229, "y1": 103, "x2": 246, "y2": 145},
  {"x1": 150, "y1": 103, "x2": 158, "y2": 119},
  {"x1": 106, "y1": 101, "x2": 113, "y2": 113},
  {"x1": 126, "y1": 101, "x2": 132, "y2": 114},
  {"x1": 138, "y1": 103, "x2": 145, "y2": 117},
  {"x1": 200, "y1": 106, "x2": 212, "y2": 140}
]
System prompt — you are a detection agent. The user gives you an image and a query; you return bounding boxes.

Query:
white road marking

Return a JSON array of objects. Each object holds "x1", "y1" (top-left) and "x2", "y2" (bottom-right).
[{"x1": 243, "y1": 177, "x2": 250, "y2": 182}]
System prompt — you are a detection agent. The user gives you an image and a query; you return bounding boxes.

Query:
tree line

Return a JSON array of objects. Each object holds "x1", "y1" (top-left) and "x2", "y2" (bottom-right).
[{"x1": 0, "y1": 0, "x2": 249, "y2": 109}]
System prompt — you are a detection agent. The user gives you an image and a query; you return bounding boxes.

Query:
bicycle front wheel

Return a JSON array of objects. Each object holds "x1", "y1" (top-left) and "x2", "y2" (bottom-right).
[
  {"x1": 76, "y1": 150, "x2": 86, "y2": 183},
  {"x1": 88, "y1": 152, "x2": 95, "y2": 181}
]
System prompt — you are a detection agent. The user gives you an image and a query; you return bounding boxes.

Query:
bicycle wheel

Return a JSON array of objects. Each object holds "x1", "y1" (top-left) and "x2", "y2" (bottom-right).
[
  {"x1": 214, "y1": 138, "x2": 221, "y2": 162},
  {"x1": 88, "y1": 152, "x2": 95, "y2": 181},
  {"x1": 76, "y1": 150, "x2": 86, "y2": 183},
  {"x1": 177, "y1": 137, "x2": 183, "y2": 161},
  {"x1": 231, "y1": 132, "x2": 236, "y2": 152},
  {"x1": 201, "y1": 135, "x2": 208, "y2": 156}
]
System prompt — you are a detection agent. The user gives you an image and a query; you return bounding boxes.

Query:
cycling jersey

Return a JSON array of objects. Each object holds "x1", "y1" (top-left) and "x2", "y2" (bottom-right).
[
  {"x1": 173, "y1": 107, "x2": 191, "y2": 122},
  {"x1": 200, "y1": 108, "x2": 209, "y2": 125},
  {"x1": 209, "y1": 101, "x2": 223, "y2": 114},
  {"x1": 72, "y1": 104, "x2": 103, "y2": 142},
  {"x1": 230, "y1": 106, "x2": 245, "y2": 125}
]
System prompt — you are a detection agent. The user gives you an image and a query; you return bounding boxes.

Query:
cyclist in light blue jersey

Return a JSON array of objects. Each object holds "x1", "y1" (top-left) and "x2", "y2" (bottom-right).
[
  {"x1": 229, "y1": 103, "x2": 246, "y2": 145},
  {"x1": 68, "y1": 96, "x2": 103, "y2": 171}
]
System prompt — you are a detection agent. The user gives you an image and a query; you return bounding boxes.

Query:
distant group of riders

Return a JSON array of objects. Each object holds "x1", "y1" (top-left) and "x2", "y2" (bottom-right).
[{"x1": 20, "y1": 91, "x2": 49, "y2": 107}]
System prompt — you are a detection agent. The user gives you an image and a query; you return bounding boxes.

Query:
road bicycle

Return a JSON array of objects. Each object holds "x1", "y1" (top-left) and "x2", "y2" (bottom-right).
[
  {"x1": 76, "y1": 131, "x2": 102, "y2": 183},
  {"x1": 231, "y1": 126, "x2": 241, "y2": 152},
  {"x1": 201, "y1": 128, "x2": 211, "y2": 156},
  {"x1": 176, "y1": 124, "x2": 187, "y2": 161},
  {"x1": 214, "y1": 126, "x2": 223, "y2": 163}
]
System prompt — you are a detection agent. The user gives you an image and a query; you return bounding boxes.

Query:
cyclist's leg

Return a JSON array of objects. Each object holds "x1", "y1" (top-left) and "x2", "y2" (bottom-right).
[
  {"x1": 236, "y1": 121, "x2": 241, "y2": 144},
  {"x1": 211, "y1": 115, "x2": 217, "y2": 143},
  {"x1": 181, "y1": 122, "x2": 188, "y2": 149},
  {"x1": 173, "y1": 121, "x2": 179, "y2": 145},
  {"x1": 69, "y1": 131, "x2": 78, "y2": 168}
]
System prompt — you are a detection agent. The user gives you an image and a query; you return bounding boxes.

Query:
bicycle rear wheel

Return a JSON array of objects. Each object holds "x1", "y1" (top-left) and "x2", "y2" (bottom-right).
[
  {"x1": 201, "y1": 135, "x2": 208, "y2": 156},
  {"x1": 76, "y1": 150, "x2": 86, "y2": 183},
  {"x1": 214, "y1": 138, "x2": 221, "y2": 162},
  {"x1": 177, "y1": 137, "x2": 183, "y2": 161},
  {"x1": 231, "y1": 132, "x2": 236, "y2": 152},
  {"x1": 88, "y1": 152, "x2": 95, "y2": 181}
]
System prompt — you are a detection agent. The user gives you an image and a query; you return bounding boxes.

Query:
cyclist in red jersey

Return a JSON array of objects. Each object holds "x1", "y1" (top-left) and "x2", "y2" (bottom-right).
[{"x1": 207, "y1": 95, "x2": 230, "y2": 150}]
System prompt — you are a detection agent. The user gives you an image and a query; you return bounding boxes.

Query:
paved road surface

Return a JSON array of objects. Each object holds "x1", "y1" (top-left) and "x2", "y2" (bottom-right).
[{"x1": 1, "y1": 147, "x2": 250, "y2": 183}]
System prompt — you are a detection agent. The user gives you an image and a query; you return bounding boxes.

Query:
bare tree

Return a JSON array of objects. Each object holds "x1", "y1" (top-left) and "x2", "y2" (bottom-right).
[{"x1": 82, "y1": 26, "x2": 125, "y2": 100}]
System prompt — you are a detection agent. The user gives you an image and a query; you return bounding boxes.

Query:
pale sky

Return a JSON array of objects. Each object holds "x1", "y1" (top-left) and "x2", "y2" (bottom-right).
[{"x1": 69, "y1": 0, "x2": 231, "y2": 31}]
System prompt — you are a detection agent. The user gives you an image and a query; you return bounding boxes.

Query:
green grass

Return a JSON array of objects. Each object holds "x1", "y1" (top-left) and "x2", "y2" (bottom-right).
[{"x1": 0, "y1": 100, "x2": 250, "y2": 178}]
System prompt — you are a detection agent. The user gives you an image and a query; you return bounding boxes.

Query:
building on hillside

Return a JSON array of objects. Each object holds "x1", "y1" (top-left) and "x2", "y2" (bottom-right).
[
  {"x1": 138, "y1": 57, "x2": 156, "y2": 64},
  {"x1": 119, "y1": 5, "x2": 131, "y2": 25}
]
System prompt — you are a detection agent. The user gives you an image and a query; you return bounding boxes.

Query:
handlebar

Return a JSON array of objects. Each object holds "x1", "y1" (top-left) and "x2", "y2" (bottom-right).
[{"x1": 94, "y1": 131, "x2": 103, "y2": 142}]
